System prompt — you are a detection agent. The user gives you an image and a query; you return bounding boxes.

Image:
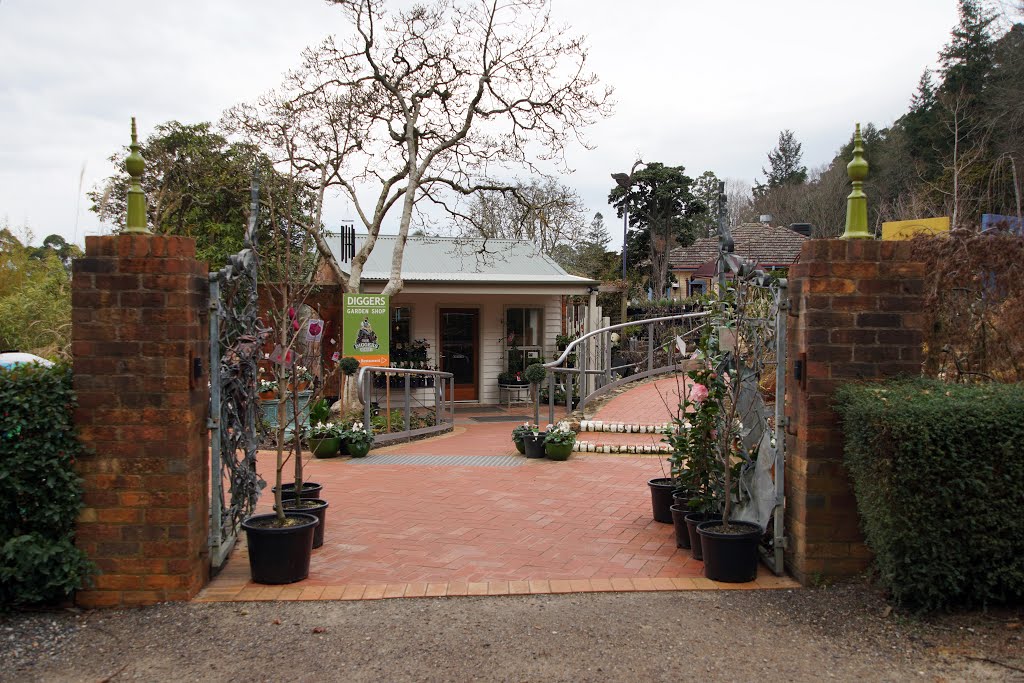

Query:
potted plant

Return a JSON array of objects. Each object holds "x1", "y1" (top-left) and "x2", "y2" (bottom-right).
[
  {"x1": 543, "y1": 422, "x2": 576, "y2": 460},
  {"x1": 665, "y1": 356, "x2": 727, "y2": 550},
  {"x1": 307, "y1": 399, "x2": 341, "y2": 458},
  {"x1": 521, "y1": 423, "x2": 546, "y2": 458},
  {"x1": 289, "y1": 364, "x2": 314, "y2": 391},
  {"x1": 511, "y1": 422, "x2": 532, "y2": 454},
  {"x1": 344, "y1": 420, "x2": 374, "y2": 458},
  {"x1": 694, "y1": 304, "x2": 762, "y2": 582}
]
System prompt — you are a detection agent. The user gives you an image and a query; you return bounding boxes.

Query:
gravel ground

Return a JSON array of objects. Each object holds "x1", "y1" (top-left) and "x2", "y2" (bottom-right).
[{"x1": 2, "y1": 580, "x2": 1022, "y2": 683}]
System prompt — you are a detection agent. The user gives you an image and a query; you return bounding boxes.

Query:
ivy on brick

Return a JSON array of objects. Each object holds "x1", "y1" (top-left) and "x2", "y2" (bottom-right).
[
  {"x1": 0, "y1": 363, "x2": 94, "y2": 607},
  {"x1": 835, "y1": 378, "x2": 1024, "y2": 612}
]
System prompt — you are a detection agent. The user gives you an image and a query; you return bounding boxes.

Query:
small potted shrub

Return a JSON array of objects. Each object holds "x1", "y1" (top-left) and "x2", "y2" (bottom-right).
[
  {"x1": 542, "y1": 422, "x2": 576, "y2": 460},
  {"x1": 344, "y1": 421, "x2": 374, "y2": 458},
  {"x1": 511, "y1": 422, "x2": 533, "y2": 455}
]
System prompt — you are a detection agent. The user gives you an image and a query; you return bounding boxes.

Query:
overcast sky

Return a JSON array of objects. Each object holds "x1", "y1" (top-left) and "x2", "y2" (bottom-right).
[{"x1": 0, "y1": 0, "x2": 962, "y2": 249}]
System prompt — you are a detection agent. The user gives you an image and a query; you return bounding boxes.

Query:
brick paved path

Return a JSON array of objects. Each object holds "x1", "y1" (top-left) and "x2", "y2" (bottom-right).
[{"x1": 198, "y1": 395, "x2": 796, "y2": 603}]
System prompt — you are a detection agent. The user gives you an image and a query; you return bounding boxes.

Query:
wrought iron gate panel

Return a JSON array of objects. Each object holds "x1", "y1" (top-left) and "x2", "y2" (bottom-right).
[{"x1": 208, "y1": 181, "x2": 267, "y2": 569}]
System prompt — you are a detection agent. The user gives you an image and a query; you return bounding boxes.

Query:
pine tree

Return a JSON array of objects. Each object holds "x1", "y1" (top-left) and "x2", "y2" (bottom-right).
[
  {"x1": 755, "y1": 130, "x2": 807, "y2": 197},
  {"x1": 940, "y1": 0, "x2": 997, "y2": 101}
]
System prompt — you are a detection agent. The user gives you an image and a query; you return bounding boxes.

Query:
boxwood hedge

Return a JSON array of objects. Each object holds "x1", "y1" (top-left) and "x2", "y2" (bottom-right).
[
  {"x1": 0, "y1": 363, "x2": 93, "y2": 607},
  {"x1": 835, "y1": 378, "x2": 1024, "y2": 612}
]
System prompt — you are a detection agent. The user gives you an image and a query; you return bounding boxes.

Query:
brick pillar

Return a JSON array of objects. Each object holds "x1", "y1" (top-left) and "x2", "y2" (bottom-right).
[
  {"x1": 784, "y1": 239, "x2": 925, "y2": 584},
  {"x1": 71, "y1": 235, "x2": 209, "y2": 607}
]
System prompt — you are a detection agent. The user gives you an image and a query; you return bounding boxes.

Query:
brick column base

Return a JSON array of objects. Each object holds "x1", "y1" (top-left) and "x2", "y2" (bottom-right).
[
  {"x1": 784, "y1": 239, "x2": 925, "y2": 584},
  {"x1": 71, "y1": 235, "x2": 209, "y2": 607}
]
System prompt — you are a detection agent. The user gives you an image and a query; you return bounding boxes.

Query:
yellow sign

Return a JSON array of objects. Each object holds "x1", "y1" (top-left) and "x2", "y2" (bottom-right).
[{"x1": 880, "y1": 217, "x2": 950, "y2": 240}]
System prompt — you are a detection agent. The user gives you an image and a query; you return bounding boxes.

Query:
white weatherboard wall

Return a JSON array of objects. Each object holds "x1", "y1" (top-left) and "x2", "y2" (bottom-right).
[{"x1": 390, "y1": 293, "x2": 563, "y2": 404}]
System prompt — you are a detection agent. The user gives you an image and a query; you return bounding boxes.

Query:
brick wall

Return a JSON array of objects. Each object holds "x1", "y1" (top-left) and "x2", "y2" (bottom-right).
[
  {"x1": 784, "y1": 239, "x2": 925, "y2": 584},
  {"x1": 71, "y1": 235, "x2": 209, "y2": 607}
]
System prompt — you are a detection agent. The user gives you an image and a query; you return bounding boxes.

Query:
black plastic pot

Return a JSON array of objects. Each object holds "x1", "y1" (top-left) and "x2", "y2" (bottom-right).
[
  {"x1": 273, "y1": 482, "x2": 323, "y2": 501},
  {"x1": 241, "y1": 512, "x2": 319, "y2": 584},
  {"x1": 523, "y1": 432, "x2": 547, "y2": 458},
  {"x1": 282, "y1": 499, "x2": 329, "y2": 549},
  {"x1": 648, "y1": 478, "x2": 675, "y2": 524},
  {"x1": 696, "y1": 520, "x2": 762, "y2": 583},
  {"x1": 669, "y1": 504, "x2": 691, "y2": 549},
  {"x1": 684, "y1": 511, "x2": 721, "y2": 561}
]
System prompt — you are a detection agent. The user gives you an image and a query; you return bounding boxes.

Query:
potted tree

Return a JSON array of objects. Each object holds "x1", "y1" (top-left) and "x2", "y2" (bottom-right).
[
  {"x1": 694, "y1": 302, "x2": 762, "y2": 582},
  {"x1": 241, "y1": 162, "x2": 322, "y2": 584},
  {"x1": 524, "y1": 362, "x2": 547, "y2": 425},
  {"x1": 665, "y1": 358, "x2": 726, "y2": 551}
]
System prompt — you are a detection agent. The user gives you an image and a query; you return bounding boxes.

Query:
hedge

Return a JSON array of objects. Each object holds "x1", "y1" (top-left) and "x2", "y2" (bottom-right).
[
  {"x1": 835, "y1": 378, "x2": 1024, "y2": 612},
  {"x1": 0, "y1": 363, "x2": 93, "y2": 607}
]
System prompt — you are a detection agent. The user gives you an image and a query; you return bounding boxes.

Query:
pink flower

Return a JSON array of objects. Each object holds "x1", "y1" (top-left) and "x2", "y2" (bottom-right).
[{"x1": 688, "y1": 383, "x2": 709, "y2": 404}]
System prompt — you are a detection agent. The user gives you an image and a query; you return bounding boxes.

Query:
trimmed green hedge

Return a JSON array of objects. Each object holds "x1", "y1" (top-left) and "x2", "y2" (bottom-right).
[
  {"x1": 0, "y1": 363, "x2": 93, "y2": 607},
  {"x1": 835, "y1": 378, "x2": 1024, "y2": 611}
]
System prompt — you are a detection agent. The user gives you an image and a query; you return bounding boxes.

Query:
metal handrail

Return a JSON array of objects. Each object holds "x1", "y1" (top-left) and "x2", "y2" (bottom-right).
[
  {"x1": 357, "y1": 366, "x2": 456, "y2": 445},
  {"x1": 538, "y1": 311, "x2": 711, "y2": 424}
]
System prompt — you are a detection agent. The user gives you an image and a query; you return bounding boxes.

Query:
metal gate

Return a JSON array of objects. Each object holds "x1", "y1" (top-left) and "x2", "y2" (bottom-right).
[{"x1": 208, "y1": 181, "x2": 267, "y2": 569}]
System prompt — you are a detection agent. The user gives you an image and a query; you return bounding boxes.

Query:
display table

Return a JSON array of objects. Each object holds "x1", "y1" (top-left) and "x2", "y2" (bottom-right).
[{"x1": 498, "y1": 383, "x2": 531, "y2": 408}]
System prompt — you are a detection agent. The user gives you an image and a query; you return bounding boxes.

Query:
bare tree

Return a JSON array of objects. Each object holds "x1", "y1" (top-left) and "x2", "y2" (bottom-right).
[
  {"x1": 934, "y1": 88, "x2": 992, "y2": 228},
  {"x1": 454, "y1": 176, "x2": 586, "y2": 252},
  {"x1": 225, "y1": 0, "x2": 611, "y2": 295}
]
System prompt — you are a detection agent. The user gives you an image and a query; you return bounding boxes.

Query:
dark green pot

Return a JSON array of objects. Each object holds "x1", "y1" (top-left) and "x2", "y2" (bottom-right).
[
  {"x1": 308, "y1": 437, "x2": 341, "y2": 458},
  {"x1": 544, "y1": 442, "x2": 573, "y2": 460},
  {"x1": 347, "y1": 442, "x2": 371, "y2": 458},
  {"x1": 514, "y1": 439, "x2": 526, "y2": 455}
]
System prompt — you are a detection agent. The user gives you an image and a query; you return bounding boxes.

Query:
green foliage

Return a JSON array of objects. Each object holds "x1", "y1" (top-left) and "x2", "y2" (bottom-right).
[
  {"x1": 308, "y1": 398, "x2": 331, "y2": 426},
  {"x1": 0, "y1": 227, "x2": 73, "y2": 360},
  {"x1": 523, "y1": 363, "x2": 547, "y2": 385},
  {"x1": 542, "y1": 423, "x2": 576, "y2": 447},
  {"x1": 88, "y1": 120, "x2": 316, "y2": 270},
  {"x1": 0, "y1": 364, "x2": 94, "y2": 606},
  {"x1": 344, "y1": 421, "x2": 374, "y2": 449},
  {"x1": 835, "y1": 378, "x2": 1024, "y2": 611},
  {"x1": 338, "y1": 357, "x2": 360, "y2": 376},
  {"x1": 511, "y1": 423, "x2": 534, "y2": 446},
  {"x1": 754, "y1": 129, "x2": 807, "y2": 197},
  {"x1": 609, "y1": 162, "x2": 705, "y2": 297}
]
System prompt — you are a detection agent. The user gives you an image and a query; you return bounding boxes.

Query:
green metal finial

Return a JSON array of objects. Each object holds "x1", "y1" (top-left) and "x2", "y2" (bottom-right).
[
  {"x1": 841, "y1": 122, "x2": 872, "y2": 240},
  {"x1": 124, "y1": 117, "x2": 151, "y2": 234}
]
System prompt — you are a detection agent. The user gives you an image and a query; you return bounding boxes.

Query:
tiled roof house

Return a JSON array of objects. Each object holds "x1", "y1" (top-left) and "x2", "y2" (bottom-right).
[{"x1": 668, "y1": 223, "x2": 808, "y2": 296}]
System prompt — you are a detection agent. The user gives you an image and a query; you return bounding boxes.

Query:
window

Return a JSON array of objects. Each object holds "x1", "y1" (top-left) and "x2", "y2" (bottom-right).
[
  {"x1": 505, "y1": 307, "x2": 543, "y2": 374},
  {"x1": 389, "y1": 306, "x2": 412, "y2": 363}
]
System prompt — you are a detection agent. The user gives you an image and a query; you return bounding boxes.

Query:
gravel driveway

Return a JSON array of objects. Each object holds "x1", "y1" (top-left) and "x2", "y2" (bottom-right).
[{"x1": 3, "y1": 582, "x2": 1022, "y2": 682}]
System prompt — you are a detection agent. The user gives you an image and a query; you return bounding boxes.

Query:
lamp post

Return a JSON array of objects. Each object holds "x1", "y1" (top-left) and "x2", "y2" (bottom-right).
[{"x1": 611, "y1": 160, "x2": 644, "y2": 281}]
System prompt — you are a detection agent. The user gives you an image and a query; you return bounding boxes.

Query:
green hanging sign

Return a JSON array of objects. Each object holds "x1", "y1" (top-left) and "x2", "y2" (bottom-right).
[{"x1": 343, "y1": 293, "x2": 390, "y2": 367}]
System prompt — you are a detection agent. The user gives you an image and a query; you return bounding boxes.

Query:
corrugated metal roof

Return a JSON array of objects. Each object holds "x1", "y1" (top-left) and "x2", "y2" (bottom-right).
[{"x1": 325, "y1": 233, "x2": 598, "y2": 285}]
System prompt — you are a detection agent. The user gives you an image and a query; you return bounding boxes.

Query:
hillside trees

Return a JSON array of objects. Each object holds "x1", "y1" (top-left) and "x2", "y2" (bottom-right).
[
  {"x1": 0, "y1": 224, "x2": 74, "y2": 359},
  {"x1": 225, "y1": 0, "x2": 611, "y2": 295}
]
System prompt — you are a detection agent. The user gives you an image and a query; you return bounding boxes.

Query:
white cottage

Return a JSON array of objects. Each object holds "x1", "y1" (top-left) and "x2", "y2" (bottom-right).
[{"x1": 325, "y1": 234, "x2": 598, "y2": 404}]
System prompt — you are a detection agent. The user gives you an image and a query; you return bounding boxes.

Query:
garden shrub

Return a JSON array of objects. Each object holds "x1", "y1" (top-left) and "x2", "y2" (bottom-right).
[
  {"x1": 0, "y1": 363, "x2": 93, "y2": 607},
  {"x1": 835, "y1": 377, "x2": 1024, "y2": 612}
]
